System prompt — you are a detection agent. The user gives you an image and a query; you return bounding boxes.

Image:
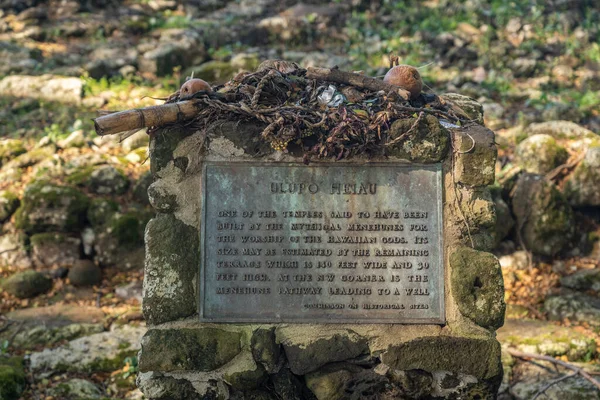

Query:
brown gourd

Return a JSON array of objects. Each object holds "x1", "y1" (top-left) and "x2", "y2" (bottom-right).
[
  {"x1": 179, "y1": 78, "x2": 212, "y2": 100},
  {"x1": 383, "y1": 65, "x2": 423, "y2": 100}
]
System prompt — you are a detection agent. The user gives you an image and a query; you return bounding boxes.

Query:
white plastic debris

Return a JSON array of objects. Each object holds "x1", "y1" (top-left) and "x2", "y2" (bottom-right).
[
  {"x1": 439, "y1": 119, "x2": 461, "y2": 129},
  {"x1": 318, "y1": 85, "x2": 346, "y2": 107}
]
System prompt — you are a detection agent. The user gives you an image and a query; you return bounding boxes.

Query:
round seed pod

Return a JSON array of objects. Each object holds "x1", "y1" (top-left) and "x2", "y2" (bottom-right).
[
  {"x1": 179, "y1": 78, "x2": 212, "y2": 100},
  {"x1": 383, "y1": 64, "x2": 423, "y2": 100}
]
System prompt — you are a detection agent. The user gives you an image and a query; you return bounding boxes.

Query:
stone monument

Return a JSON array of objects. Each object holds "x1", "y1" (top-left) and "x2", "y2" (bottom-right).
[{"x1": 137, "y1": 94, "x2": 505, "y2": 399}]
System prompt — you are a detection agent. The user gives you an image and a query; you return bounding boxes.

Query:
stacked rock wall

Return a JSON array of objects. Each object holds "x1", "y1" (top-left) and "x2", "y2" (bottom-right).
[{"x1": 138, "y1": 94, "x2": 506, "y2": 400}]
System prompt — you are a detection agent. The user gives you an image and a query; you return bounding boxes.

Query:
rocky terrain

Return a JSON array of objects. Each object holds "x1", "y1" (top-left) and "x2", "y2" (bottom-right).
[{"x1": 0, "y1": 0, "x2": 599, "y2": 399}]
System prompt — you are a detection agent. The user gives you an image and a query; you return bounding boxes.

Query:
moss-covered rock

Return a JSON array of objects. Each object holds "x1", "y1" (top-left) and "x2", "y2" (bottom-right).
[
  {"x1": 30, "y1": 232, "x2": 81, "y2": 268},
  {"x1": 29, "y1": 324, "x2": 146, "y2": 373},
  {"x1": 2, "y1": 270, "x2": 52, "y2": 299},
  {"x1": 66, "y1": 165, "x2": 95, "y2": 186},
  {"x1": 192, "y1": 60, "x2": 237, "y2": 84},
  {"x1": 93, "y1": 210, "x2": 151, "y2": 267},
  {"x1": 223, "y1": 352, "x2": 267, "y2": 390},
  {"x1": 387, "y1": 369, "x2": 433, "y2": 399},
  {"x1": 137, "y1": 372, "x2": 210, "y2": 400},
  {"x1": 8, "y1": 323, "x2": 104, "y2": 350},
  {"x1": 305, "y1": 363, "x2": 362, "y2": 400},
  {"x1": 440, "y1": 93, "x2": 484, "y2": 125},
  {"x1": 491, "y1": 189, "x2": 514, "y2": 246},
  {"x1": 278, "y1": 328, "x2": 368, "y2": 375},
  {"x1": 498, "y1": 319, "x2": 596, "y2": 362},
  {"x1": 3, "y1": 146, "x2": 55, "y2": 169},
  {"x1": 0, "y1": 357, "x2": 25, "y2": 400},
  {"x1": 381, "y1": 336, "x2": 502, "y2": 381},
  {"x1": 150, "y1": 126, "x2": 197, "y2": 175},
  {"x1": 14, "y1": 181, "x2": 89, "y2": 234},
  {"x1": 0, "y1": 190, "x2": 19, "y2": 223},
  {"x1": 453, "y1": 123, "x2": 497, "y2": 186},
  {"x1": 0, "y1": 232, "x2": 32, "y2": 270},
  {"x1": 563, "y1": 146, "x2": 600, "y2": 206},
  {"x1": 0, "y1": 139, "x2": 26, "y2": 166},
  {"x1": 561, "y1": 269, "x2": 600, "y2": 292},
  {"x1": 143, "y1": 214, "x2": 198, "y2": 324},
  {"x1": 460, "y1": 187, "x2": 496, "y2": 230},
  {"x1": 524, "y1": 120, "x2": 598, "y2": 141},
  {"x1": 515, "y1": 134, "x2": 569, "y2": 174},
  {"x1": 205, "y1": 121, "x2": 273, "y2": 158},
  {"x1": 68, "y1": 260, "x2": 102, "y2": 287},
  {"x1": 87, "y1": 198, "x2": 119, "y2": 227},
  {"x1": 139, "y1": 328, "x2": 242, "y2": 372},
  {"x1": 544, "y1": 292, "x2": 600, "y2": 327},
  {"x1": 251, "y1": 328, "x2": 281, "y2": 373},
  {"x1": 387, "y1": 114, "x2": 450, "y2": 163},
  {"x1": 89, "y1": 165, "x2": 130, "y2": 195},
  {"x1": 511, "y1": 173, "x2": 575, "y2": 256},
  {"x1": 133, "y1": 170, "x2": 153, "y2": 206},
  {"x1": 271, "y1": 369, "x2": 313, "y2": 400},
  {"x1": 450, "y1": 247, "x2": 505, "y2": 329},
  {"x1": 48, "y1": 378, "x2": 103, "y2": 399}
]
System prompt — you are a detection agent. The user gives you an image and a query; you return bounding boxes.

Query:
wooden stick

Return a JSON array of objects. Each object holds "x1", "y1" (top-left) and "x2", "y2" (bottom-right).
[
  {"x1": 305, "y1": 67, "x2": 410, "y2": 101},
  {"x1": 507, "y1": 349, "x2": 600, "y2": 391},
  {"x1": 532, "y1": 372, "x2": 577, "y2": 400},
  {"x1": 93, "y1": 100, "x2": 201, "y2": 137}
]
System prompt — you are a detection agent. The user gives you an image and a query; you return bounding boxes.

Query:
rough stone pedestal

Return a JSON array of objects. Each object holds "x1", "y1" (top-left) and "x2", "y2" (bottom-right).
[{"x1": 138, "y1": 94, "x2": 505, "y2": 400}]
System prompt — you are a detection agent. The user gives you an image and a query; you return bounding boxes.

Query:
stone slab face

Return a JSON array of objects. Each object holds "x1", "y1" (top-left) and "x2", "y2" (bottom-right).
[
  {"x1": 200, "y1": 162, "x2": 444, "y2": 323},
  {"x1": 139, "y1": 94, "x2": 505, "y2": 400}
]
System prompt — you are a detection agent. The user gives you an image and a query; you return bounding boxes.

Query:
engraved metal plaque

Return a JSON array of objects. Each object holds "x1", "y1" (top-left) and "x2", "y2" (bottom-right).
[{"x1": 200, "y1": 163, "x2": 444, "y2": 323}]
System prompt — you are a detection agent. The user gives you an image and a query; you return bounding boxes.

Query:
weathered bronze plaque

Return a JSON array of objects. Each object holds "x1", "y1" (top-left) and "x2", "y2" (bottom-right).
[{"x1": 200, "y1": 163, "x2": 444, "y2": 323}]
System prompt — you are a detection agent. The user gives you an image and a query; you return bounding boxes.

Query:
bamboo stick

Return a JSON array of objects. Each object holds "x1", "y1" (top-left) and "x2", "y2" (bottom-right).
[
  {"x1": 305, "y1": 67, "x2": 410, "y2": 101},
  {"x1": 93, "y1": 100, "x2": 201, "y2": 137}
]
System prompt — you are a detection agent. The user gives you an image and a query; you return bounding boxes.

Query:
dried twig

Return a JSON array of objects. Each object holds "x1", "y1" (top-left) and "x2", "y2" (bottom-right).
[
  {"x1": 546, "y1": 151, "x2": 586, "y2": 181},
  {"x1": 507, "y1": 349, "x2": 600, "y2": 391},
  {"x1": 532, "y1": 372, "x2": 577, "y2": 400},
  {"x1": 385, "y1": 111, "x2": 424, "y2": 147},
  {"x1": 305, "y1": 67, "x2": 411, "y2": 101},
  {"x1": 0, "y1": 247, "x2": 18, "y2": 255}
]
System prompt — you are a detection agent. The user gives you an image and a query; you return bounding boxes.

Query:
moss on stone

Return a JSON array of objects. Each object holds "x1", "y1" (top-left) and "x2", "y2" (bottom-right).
[
  {"x1": 2, "y1": 270, "x2": 53, "y2": 299},
  {"x1": 381, "y1": 336, "x2": 502, "y2": 381},
  {"x1": 0, "y1": 190, "x2": 20, "y2": 223},
  {"x1": 87, "y1": 198, "x2": 119, "y2": 227},
  {"x1": 387, "y1": 114, "x2": 450, "y2": 163},
  {"x1": 251, "y1": 328, "x2": 281, "y2": 373},
  {"x1": 66, "y1": 165, "x2": 95, "y2": 186},
  {"x1": 143, "y1": 214, "x2": 199, "y2": 325},
  {"x1": 281, "y1": 331, "x2": 369, "y2": 375},
  {"x1": 194, "y1": 60, "x2": 237, "y2": 84},
  {"x1": 109, "y1": 211, "x2": 149, "y2": 246},
  {"x1": 440, "y1": 93, "x2": 484, "y2": 125},
  {"x1": 563, "y1": 146, "x2": 600, "y2": 206},
  {"x1": 450, "y1": 247, "x2": 505, "y2": 329},
  {"x1": 86, "y1": 349, "x2": 138, "y2": 373},
  {"x1": 14, "y1": 181, "x2": 90, "y2": 233},
  {"x1": 223, "y1": 359, "x2": 267, "y2": 390},
  {"x1": 30, "y1": 232, "x2": 68, "y2": 246},
  {"x1": 515, "y1": 134, "x2": 569, "y2": 174},
  {"x1": 513, "y1": 173, "x2": 574, "y2": 256},
  {"x1": 0, "y1": 139, "x2": 26, "y2": 166},
  {"x1": 139, "y1": 328, "x2": 242, "y2": 372},
  {"x1": 454, "y1": 123, "x2": 497, "y2": 187},
  {"x1": 0, "y1": 357, "x2": 25, "y2": 400},
  {"x1": 150, "y1": 126, "x2": 198, "y2": 175},
  {"x1": 8, "y1": 146, "x2": 55, "y2": 169}
]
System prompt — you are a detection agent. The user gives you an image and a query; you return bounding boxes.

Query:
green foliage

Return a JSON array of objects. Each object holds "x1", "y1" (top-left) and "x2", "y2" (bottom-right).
[
  {"x1": 0, "y1": 340, "x2": 9, "y2": 355},
  {"x1": 121, "y1": 356, "x2": 138, "y2": 379}
]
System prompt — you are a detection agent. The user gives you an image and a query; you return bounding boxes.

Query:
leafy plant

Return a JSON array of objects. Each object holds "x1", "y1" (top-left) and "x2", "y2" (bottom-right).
[
  {"x1": 0, "y1": 339, "x2": 9, "y2": 355},
  {"x1": 121, "y1": 356, "x2": 139, "y2": 379}
]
